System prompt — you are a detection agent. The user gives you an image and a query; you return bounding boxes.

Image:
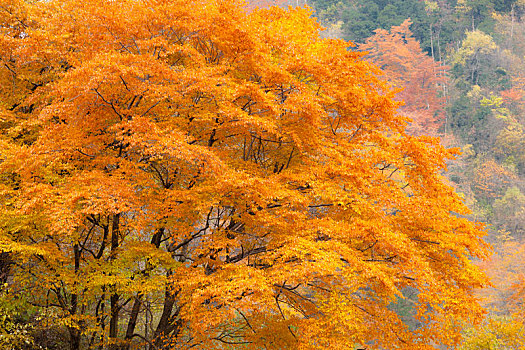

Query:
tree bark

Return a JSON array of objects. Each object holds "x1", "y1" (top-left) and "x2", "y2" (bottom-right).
[
  {"x1": 122, "y1": 296, "x2": 141, "y2": 350},
  {"x1": 150, "y1": 278, "x2": 178, "y2": 350},
  {"x1": 69, "y1": 328, "x2": 81, "y2": 350},
  {"x1": 69, "y1": 244, "x2": 81, "y2": 350},
  {"x1": 109, "y1": 214, "x2": 120, "y2": 350},
  {"x1": 0, "y1": 252, "x2": 11, "y2": 284}
]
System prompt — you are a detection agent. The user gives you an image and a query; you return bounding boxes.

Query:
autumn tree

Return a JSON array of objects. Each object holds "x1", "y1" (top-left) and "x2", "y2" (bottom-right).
[
  {"x1": 360, "y1": 19, "x2": 449, "y2": 136},
  {"x1": 0, "y1": 0, "x2": 489, "y2": 349},
  {"x1": 496, "y1": 81, "x2": 525, "y2": 175},
  {"x1": 451, "y1": 30, "x2": 502, "y2": 88}
]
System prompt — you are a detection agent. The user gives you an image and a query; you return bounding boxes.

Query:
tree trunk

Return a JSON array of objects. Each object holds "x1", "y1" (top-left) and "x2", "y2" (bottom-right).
[
  {"x1": 0, "y1": 252, "x2": 11, "y2": 284},
  {"x1": 122, "y1": 296, "x2": 141, "y2": 350},
  {"x1": 430, "y1": 23, "x2": 435, "y2": 62},
  {"x1": 149, "y1": 271, "x2": 177, "y2": 350},
  {"x1": 69, "y1": 327, "x2": 81, "y2": 350},
  {"x1": 68, "y1": 244, "x2": 81, "y2": 350},
  {"x1": 109, "y1": 214, "x2": 120, "y2": 350}
]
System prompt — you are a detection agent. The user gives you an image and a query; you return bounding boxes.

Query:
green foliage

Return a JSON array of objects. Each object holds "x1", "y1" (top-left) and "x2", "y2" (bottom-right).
[
  {"x1": 310, "y1": 0, "x2": 518, "y2": 57},
  {"x1": 493, "y1": 187, "x2": 525, "y2": 236},
  {"x1": 448, "y1": 88, "x2": 500, "y2": 151},
  {"x1": 456, "y1": 0, "x2": 498, "y2": 32},
  {"x1": 311, "y1": 0, "x2": 435, "y2": 51},
  {"x1": 0, "y1": 287, "x2": 36, "y2": 349},
  {"x1": 494, "y1": 118, "x2": 525, "y2": 175}
]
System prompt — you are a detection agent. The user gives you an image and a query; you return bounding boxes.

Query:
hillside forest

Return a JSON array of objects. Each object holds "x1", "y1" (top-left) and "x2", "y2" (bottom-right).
[{"x1": 0, "y1": 0, "x2": 524, "y2": 349}]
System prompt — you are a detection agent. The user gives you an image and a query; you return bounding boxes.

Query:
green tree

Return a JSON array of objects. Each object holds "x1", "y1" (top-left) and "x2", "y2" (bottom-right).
[{"x1": 493, "y1": 187, "x2": 525, "y2": 235}]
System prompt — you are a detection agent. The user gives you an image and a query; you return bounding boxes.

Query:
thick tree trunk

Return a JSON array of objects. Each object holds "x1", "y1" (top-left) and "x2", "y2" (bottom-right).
[
  {"x1": 69, "y1": 328, "x2": 81, "y2": 350},
  {"x1": 150, "y1": 242, "x2": 186, "y2": 349},
  {"x1": 122, "y1": 296, "x2": 141, "y2": 350},
  {"x1": 149, "y1": 281, "x2": 177, "y2": 350},
  {"x1": 109, "y1": 214, "x2": 120, "y2": 350},
  {"x1": 69, "y1": 244, "x2": 81, "y2": 350},
  {"x1": 110, "y1": 293, "x2": 120, "y2": 341},
  {"x1": 121, "y1": 228, "x2": 165, "y2": 349},
  {"x1": 0, "y1": 252, "x2": 11, "y2": 284}
]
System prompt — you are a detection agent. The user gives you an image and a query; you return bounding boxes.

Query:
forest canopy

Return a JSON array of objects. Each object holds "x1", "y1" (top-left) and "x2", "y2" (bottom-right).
[{"x1": 0, "y1": 0, "x2": 489, "y2": 349}]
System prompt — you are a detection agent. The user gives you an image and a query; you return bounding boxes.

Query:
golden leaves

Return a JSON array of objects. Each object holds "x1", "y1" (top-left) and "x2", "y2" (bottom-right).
[{"x1": 0, "y1": 0, "x2": 490, "y2": 348}]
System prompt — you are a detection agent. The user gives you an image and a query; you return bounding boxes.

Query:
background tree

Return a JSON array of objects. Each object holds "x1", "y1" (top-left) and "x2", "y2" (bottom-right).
[
  {"x1": 360, "y1": 20, "x2": 449, "y2": 136},
  {"x1": 451, "y1": 30, "x2": 502, "y2": 87}
]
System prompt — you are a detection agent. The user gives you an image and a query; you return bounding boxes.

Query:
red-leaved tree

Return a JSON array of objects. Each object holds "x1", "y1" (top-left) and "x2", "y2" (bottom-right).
[{"x1": 360, "y1": 19, "x2": 449, "y2": 136}]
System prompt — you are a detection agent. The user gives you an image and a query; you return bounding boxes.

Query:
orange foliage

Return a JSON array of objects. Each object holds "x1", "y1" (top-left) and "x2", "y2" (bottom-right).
[
  {"x1": 0, "y1": 0, "x2": 487, "y2": 349},
  {"x1": 501, "y1": 88, "x2": 524, "y2": 105},
  {"x1": 245, "y1": 0, "x2": 290, "y2": 10},
  {"x1": 360, "y1": 20, "x2": 449, "y2": 136},
  {"x1": 472, "y1": 160, "x2": 516, "y2": 200}
]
